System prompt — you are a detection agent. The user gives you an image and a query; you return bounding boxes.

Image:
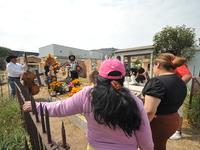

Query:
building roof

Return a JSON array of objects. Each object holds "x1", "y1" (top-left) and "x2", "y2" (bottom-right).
[{"x1": 115, "y1": 45, "x2": 154, "y2": 53}]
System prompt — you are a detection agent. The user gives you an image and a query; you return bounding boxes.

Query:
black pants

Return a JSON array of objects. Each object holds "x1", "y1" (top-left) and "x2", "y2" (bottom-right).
[
  {"x1": 70, "y1": 71, "x2": 78, "y2": 80},
  {"x1": 136, "y1": 75, "x2": 145, "y2": 83}
]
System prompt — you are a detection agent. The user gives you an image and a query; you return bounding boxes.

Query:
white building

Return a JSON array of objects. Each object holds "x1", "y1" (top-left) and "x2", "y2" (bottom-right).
[
  {"x1": 188, "y1": 46, "x2": 200, "y2": 77},
  {"x1": 39, "y1": 44, "x2": 89, "y2": 58},
  {"x1": 39, "y1": 44, "x2": 114, "y2": 60}
]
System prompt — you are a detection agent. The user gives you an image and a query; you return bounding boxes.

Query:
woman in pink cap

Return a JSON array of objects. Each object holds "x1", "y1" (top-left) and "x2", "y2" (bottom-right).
[{"x1": 23, "y1": 59, "x2": 153, "y2": 150}]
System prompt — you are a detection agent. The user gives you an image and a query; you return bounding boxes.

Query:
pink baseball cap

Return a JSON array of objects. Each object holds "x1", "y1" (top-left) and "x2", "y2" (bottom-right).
[{"x1": 99, "y1": 59, "x2": 126, "y2": 79}]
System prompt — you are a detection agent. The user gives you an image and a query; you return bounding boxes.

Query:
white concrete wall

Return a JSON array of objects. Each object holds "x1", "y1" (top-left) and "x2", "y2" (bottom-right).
[
  {"x1": 188, "y1": 48, "x2": 200, "y2": 77},
  {"x1": 187, "y1": 46, "x2": 200, "y2": 86},
  {"x1": 39, "y1": 44, "x2": 90, "y2": 58},
  {"x1": 89, "y1": 50, "x2": 104, "y2": 59},
  {"x1": 39, "y1": 44, "x2": 54, "y2": 57},
  {"x1": 53, "y1": 44, "x2": 89, "y2": 58}
]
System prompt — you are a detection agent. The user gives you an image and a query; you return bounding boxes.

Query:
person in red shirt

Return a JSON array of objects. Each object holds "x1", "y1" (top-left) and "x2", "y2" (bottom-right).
[{"x1": 165, "y1": 50, "x2": 192, "y2": 140}]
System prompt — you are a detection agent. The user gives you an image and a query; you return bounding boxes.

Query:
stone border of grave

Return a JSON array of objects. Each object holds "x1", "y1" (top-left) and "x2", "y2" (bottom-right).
[{"x1": 49, "y1": 96, "x2": 88, "y2": 133}]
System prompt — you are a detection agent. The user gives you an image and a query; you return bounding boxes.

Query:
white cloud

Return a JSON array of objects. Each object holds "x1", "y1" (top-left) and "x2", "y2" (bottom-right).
[{"x1": 0, "y1": 0, "x2": 199, "y2": 52}]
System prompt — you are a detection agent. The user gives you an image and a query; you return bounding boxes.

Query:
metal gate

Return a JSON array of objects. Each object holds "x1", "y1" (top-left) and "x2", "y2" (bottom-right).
[{"x1": 15, "y1": 80, "x2": 70, "y2": 150}]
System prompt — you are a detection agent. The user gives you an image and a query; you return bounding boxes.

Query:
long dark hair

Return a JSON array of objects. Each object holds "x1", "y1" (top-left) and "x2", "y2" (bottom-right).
[{"x1": 90, "y1": 73, "x2": 141, "y2": 137}]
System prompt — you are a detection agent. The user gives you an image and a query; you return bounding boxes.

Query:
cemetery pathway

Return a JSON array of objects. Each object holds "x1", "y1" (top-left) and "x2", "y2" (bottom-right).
[{"x1": 33, "y1": 86, "x2": 200, "y2": 150}]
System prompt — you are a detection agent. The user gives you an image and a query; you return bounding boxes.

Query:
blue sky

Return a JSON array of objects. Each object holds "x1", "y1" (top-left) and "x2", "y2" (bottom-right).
[{"x1": 0, "y1": 0, "x2": 199, "y2": 52}]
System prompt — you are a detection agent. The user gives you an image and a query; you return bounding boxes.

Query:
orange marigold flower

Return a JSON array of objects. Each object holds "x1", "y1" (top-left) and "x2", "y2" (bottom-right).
[{"x1": 89, "y1": 82, "x2": 94, "y2": 86}]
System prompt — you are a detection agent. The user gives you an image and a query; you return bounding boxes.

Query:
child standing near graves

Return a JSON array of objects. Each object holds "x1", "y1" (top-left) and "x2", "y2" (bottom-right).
[
  {"x1": 89, "y1": 70, "x2": 99, "y2": 84},
  {"x1": 23, "y1": 59, "x2": 153, "y2": 150}
]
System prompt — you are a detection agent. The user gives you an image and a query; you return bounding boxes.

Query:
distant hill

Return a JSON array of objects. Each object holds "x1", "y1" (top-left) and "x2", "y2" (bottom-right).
[
  {"x1": 91, "y1": 48, "x2": 118, "y2": 58},
  {"x1": 92, "y1": 48, "x2": 118, "y2": 52}
]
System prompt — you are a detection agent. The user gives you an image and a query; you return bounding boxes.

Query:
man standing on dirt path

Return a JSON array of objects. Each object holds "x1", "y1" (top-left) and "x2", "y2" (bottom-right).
[
  {"x1": 6, "y1": 55, "x2": 26, "y2": 97},
  {"x1": 66, "y1": 55, "x2": 79, "y2": 80}
]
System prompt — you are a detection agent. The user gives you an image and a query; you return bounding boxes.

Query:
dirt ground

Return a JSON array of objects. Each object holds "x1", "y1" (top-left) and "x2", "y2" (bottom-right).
[
  {"x1": 1, "y1": 79, "x2": 200, "y2": 150},
  {"x1": 32, "y1": 85, "x2": 200, "y2": 150},
  {"x1": 31, "y1": 85, "x2": 88, "y2": 150}
]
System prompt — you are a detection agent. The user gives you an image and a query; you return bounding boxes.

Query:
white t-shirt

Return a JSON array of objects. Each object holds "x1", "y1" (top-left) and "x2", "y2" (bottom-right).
[{"x1": 6, "y1": 62, "x2": 26, "y2": 77}]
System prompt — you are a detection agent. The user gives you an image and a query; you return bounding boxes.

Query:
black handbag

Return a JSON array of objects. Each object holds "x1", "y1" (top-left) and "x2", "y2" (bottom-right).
[
  {"x1": 65, "y1": 75, "x2": 72, "y2": 84},
  {"x1": 65, "y1": 70, "x2": 73, "y2": 84}
]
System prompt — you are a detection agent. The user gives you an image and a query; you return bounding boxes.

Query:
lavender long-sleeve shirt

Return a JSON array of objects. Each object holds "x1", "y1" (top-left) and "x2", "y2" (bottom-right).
[{"x1": 36, "y1": 85, "x2": 153, "y2": 150}]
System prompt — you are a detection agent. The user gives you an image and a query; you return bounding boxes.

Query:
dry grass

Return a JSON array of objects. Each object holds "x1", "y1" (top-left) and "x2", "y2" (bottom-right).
[
  {"x1": 167, "y1": 119, "x2": 200, "y2": 150},
  {"x1": 0, "y1": 82, "x2": 10, "y2": 97}
]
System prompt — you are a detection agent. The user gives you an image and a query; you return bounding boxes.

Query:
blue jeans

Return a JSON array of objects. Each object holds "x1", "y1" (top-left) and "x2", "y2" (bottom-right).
[{"x1": 8, "y1": 77, "x2": 20, "y2": 97}]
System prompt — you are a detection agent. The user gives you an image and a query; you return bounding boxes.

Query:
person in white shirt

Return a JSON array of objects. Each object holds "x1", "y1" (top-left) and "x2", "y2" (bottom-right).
[{"x1": 6, "y1": 55, "x2": 26, "y2": 97}]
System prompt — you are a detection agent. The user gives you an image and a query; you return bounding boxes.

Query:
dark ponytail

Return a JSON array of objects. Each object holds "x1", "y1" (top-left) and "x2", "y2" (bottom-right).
[{"x1": 90, "y1": 75, "x2": 141, "y2": 137}]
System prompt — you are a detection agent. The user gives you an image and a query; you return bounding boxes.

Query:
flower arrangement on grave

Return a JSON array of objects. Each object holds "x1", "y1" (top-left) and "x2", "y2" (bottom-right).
[
  {"x1": 88, "y1": 82, "x2": 94, "y2": 86},
  {"x1": 67, "y1": 79, "x2": 82, "y2": 96},
  {"x1": 68, "y1": 83, "x2": 74, "y2": 92},
  {"x1": 68, "y1": 83, "x2": 74, "y2": 88},
  {"x1": 48, "y1": 81, "x2": 64, "y2": 93},
  {"x1": 40, "y1": 54, "x2": 61, "y2": 75},
  {"x1": 68, "y1": 86, "x2": 82, "y2": 97},
  {"x1": 40, "y1": 54, "x2": 57, "y2": 66},
  {"x1": 70, "y1": 79, "x2": 81, "y2": 87}
]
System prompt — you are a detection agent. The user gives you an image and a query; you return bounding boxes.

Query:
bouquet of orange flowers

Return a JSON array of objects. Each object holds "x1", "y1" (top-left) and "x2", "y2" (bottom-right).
[
  {"x1": 48, "y1": 81, "x2": 64, "y2": 93},
  {"x1": 67, "y1": 79, "x2": 82, "y2": 96},
  {"x1": 88, "y1": 82, "x2": 94, "y2": 86},
  {"x1": 40, "y1": 54, "x2": 61, "y2": 71},
  {"x1": 68, "y1": 87, "x2": 82, "y2": 97},
  {"x1": 70, "y1": 79, "x2": 81, "y2": 87}
]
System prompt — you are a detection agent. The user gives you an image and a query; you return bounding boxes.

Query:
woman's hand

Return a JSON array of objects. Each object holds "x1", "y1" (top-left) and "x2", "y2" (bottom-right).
[{"x1": 23, "y1": 101, "x2": 33, "y2": 112}]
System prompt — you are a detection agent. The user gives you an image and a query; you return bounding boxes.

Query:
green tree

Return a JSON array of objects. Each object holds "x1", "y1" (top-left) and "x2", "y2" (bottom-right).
[
  {"x1": 132, "y1": 58, "x2": 141, "y2": 68},
  {"x1": 76, "y1": 55, "x2": 81, "y2": 59},
  {"x1": 68, "y1": 51, "x2": 81, "y2": 59},
  {"x1": 69, "y1": 51, "x2": 74, "y2": 56},
  {"x1": 153, "y1": 24, "x2": 197, "y2": 61},
  {"x1": 0, "y1": 46, "x2": 12, "y2": 70}
]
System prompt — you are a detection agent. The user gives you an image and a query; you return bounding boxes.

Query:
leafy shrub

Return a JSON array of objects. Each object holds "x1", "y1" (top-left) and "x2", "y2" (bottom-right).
[
  {"x1": 0, "y1": 96, "x2": 31, "y2": 149},
  {"x1": 184, "y1": 92, "x2": 200, "y2": 128}
]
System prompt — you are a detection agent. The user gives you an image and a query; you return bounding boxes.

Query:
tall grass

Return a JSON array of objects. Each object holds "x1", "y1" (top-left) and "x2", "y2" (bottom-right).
[
  {"x1": 0, "y1": 96, "x2": 30, "y2": 150},
  {"x1": 184, "y1": 92, "x2": 200, "y2": 128}
]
